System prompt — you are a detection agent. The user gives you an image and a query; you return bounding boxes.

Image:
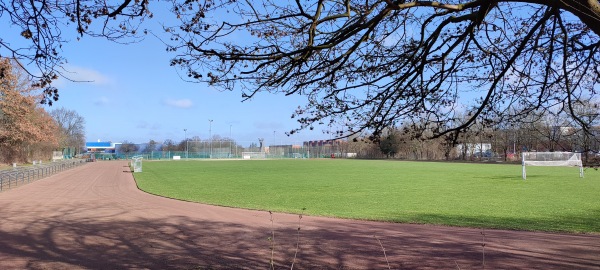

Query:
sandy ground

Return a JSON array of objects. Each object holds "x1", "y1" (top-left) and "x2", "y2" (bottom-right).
[{"x1": 0, "y1": 161, "x2": 598, "y2": 269}]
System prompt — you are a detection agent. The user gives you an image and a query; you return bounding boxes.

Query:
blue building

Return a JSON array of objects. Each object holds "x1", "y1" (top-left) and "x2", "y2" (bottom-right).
[{"x1": 85, "y1": 141, "x2": 121, "y2": 153}]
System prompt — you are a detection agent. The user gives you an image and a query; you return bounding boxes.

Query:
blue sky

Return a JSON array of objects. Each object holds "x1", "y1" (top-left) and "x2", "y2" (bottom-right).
[{"x1": 36, "y1": 9, "x2": 334, "y2": 146}]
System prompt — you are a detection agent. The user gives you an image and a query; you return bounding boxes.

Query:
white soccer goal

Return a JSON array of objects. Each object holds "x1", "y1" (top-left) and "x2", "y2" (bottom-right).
[
  {"x1": 52, "y1": 151, "x2": 63, "y2": 161},
  {"x1": 132, "y1": 156, "x2": 143, "y2": 172},
  {"x1": 241, "y1": 152, "x2": 266, "y2": 159},
  {"x1": 522, "y1": 152, "x2": 583, "y2": 180}
]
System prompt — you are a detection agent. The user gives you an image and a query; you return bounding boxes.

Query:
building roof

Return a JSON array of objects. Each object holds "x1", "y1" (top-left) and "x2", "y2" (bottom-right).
[{"x1": 86, "y1": 142, "x2": 113, "y2": 148}]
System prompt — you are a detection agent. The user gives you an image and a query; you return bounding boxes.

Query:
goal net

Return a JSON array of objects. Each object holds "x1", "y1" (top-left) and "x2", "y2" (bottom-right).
[
  {"x1": 132, "y1": 156, "x2": 143, "y2": 172},
  {"x1": 522, "y1": 152, "x2": 583, "y2": 179},
  {"x1": 241, "y1": 152, "x2": 266, "y2": 159}
]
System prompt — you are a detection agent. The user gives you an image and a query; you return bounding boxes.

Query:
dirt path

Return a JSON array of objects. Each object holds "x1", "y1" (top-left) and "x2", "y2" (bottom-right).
[{"x1": 0, "y1": 161, "x2": 598, "y2": 269}]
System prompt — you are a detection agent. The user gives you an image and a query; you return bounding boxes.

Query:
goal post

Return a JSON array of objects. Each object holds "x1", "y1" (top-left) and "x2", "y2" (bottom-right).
[
  {"x1": 52, "y1": 151, "x2": 64, "y2": 161},
  {"x1": 241, "y1": 152, "x2": 266, "y2": 159},
  {"x1": 522, "y1": 152, "x2": 583, "y2": 180},
  {"x1": 131, "y1": 155, "x2": 143, "y2": 173}
]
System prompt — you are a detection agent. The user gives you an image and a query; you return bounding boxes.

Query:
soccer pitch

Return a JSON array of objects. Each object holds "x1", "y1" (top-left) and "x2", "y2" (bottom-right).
[{"x1": 133, "y1": 159, "x2": 600, "y2": 233}]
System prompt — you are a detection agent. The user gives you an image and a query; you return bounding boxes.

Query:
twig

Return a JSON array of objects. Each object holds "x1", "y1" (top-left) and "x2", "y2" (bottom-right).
[
  {"x1": 269, "y1": 211, "x2": 275, "y2": 270},
  {"x1": 481, "y1": 229, "x2": 486, "y2": 269},
  {"x1": 374, "y1": 235, "x2": 391, "y2": 270},
  {"x1": 290, "y1": 208, "x2": 306, "y2": 270}
]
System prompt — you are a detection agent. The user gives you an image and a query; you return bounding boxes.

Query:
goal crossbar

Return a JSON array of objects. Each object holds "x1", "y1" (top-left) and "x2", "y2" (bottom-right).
[
  {"x1": 522, "y1": 152, "x2": 583, "y2": 180},
  {"x1": 241, "y1": 152, "x2": 266, "y2": 159}
]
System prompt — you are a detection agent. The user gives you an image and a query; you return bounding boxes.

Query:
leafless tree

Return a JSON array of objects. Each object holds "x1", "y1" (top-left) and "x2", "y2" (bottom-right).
[
  {"x1": 162, "y1": 139, "x2": 178, "y2": 151},
  {"x1": 188, "y1": 136, "x2": 203, "y2": 153},
  {"x1": 169, "y1": 0, "x2": 599, "y2": 140},
  {"x1": 119, "y1": 140, "x2": 139, "y2": 158},
  {"x1": 533, "y1": 110, "x2": 571, "y2": 151},
  {"x1": 50, "y1": 107, "x2": 86, "y2": 155},
  {"x1": 568, "y1": 100, "x2": 600, "y2": 162},
  {"x1": 143, "y1": 139, "x2": 159, "y2": 153}
]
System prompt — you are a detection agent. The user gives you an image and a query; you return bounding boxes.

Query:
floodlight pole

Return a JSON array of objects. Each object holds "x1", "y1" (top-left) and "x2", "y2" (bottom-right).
[
  {"x1": 209, "y1": 119, "x2": 213, "y2": 159},
  {"x1": 184, "y1": 129, "x2": 188, "y2": 159}
]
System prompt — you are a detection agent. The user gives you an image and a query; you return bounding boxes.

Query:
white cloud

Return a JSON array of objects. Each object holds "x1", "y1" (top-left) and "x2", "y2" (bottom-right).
[
  {"x1": 164, "y1": 98, "x2": 193, "y2": 108},
  {"x1": 94, "y1": 96, "x2": 110, "y2": 106}
]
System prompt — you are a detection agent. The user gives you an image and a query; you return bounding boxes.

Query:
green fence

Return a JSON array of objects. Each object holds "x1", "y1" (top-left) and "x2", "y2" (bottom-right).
[
  {"x1": 116, "y1": 150, "x2": 310, "y2": 160},
  {"x1": 93, "y1": 140, "x2": 354, "y2": 160},
  {"x1": 116, "y1": 144, "x2": 350, "y2": 160}
]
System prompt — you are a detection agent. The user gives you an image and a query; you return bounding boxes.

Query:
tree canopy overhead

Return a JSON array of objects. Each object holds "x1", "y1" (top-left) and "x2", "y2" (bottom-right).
[
  {"x1": 1, "y1": 0, "x2": 599, "y2": 140},
  {"x1": 0, "y1": 0, "x2": 151, "y2": 104},
  {"x1": 169, "y1": 0, "x2": 599, "y2": 140}
]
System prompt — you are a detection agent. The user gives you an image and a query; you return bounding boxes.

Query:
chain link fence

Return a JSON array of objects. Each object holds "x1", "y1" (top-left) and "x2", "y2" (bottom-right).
[{"x1": 110, "y1": 140, "x2": 355, "y2": 160}]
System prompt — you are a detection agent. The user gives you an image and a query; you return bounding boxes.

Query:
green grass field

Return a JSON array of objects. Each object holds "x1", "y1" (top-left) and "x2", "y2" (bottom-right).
[{"x1": 133, "y1": 159, "x2": 600, "y2": 233}]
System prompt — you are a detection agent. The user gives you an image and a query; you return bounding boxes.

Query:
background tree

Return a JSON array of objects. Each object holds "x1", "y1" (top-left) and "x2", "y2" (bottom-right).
[
  {"x1": 379, "y1": 130, "x2": 401, "y2": 158},
  {"x1": 491, "y1": 122, "x2": 518, "y2": 162},
  {"x1": 170, "y1": 1, "x2": 600, "y2": 140},
  {"x1": 161, "y1": 139, "x2": 178, "y2": 152},
  {"x1": 143, "y1": 139, "x2": 159, "y2": 153},
  {"x1": 119, "y1": 141, "x2": 139, "y2": 159},
  {"x1": 0, "y1": 58, "x2": 58, "y2": 163},
  {"x1": 569, "y1": 100, "x2": 600, "y2": 163},
  {"x1": 188, "y1": 136, "x2": 203, "y2": 153},
  {"x1": 50, "y1": 107, "x2": 86, "y2": 157},
  {"x1": 347, "y1": 138, "x2": 383, "y2": 159}
]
